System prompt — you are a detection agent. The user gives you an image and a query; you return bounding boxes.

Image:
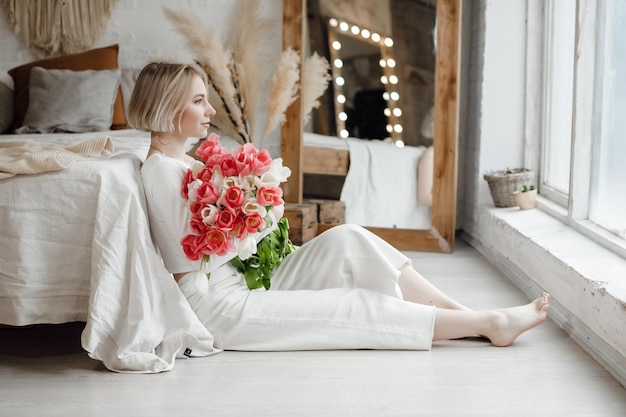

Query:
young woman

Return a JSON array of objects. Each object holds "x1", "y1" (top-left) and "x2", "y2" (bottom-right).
[{"x1": 129, "y1": 62, "x2": 549, "y2": 352}]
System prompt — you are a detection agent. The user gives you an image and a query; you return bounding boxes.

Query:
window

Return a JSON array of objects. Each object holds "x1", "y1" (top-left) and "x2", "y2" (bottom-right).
[
  {"x1": 588, "y1": 0, "x2": 626, "y2": 239},
  {"x1": 541, "y1": 0, "x2": 626, "y2": 253},
  {"x1": 541, "y1": 0, "x2": 575, "y2": 205}
]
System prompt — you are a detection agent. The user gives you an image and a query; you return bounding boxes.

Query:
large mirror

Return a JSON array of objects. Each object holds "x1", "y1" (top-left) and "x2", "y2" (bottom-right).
[{"x1": 281, "y1": 0, "x2": 460, "y2": 252}]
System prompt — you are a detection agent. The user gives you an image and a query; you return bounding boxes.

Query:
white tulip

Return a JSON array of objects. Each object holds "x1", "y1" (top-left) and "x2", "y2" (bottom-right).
[
  {"x1": 187, "y1": 179, "x2": 203, "y2": 202},
  {"x1": 237, "y1": 236, "x2": 257, "y2": 260},
  {"x1": 201, "y1": 205, "x2": 219, "y2": 225}
]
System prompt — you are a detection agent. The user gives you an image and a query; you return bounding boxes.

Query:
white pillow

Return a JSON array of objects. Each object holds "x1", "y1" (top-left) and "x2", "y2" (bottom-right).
[
  {"x1": 16, "y1": 67, "x2": 121, "y2": 134},
  {"x1": 120, "y1": 68, "x2": 142, "y2": 113},
  {"x1": 0, "y1": 81, "x2": 14, "y2": 134}
]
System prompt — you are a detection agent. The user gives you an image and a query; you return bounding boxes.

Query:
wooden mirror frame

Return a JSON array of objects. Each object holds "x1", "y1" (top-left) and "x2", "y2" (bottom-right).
[{"x1": 281, "y1": 0, "x2": 461, "y2": 253}]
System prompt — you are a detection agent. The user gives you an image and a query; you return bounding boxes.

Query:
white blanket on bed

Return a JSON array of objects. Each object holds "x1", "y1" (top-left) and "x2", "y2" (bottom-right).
[
  {"x1": 80, "y1": 153, "x2": 220, "y2": 373},
  {"x1": 0, "y1": 131, "x2": 219, "y2": 373},
  {"x1": 0, "y1": 136, "x2": 114, "y2": 179},
  {"x1": 340, "y1": 139, "x2": 431, "y2": 229}
]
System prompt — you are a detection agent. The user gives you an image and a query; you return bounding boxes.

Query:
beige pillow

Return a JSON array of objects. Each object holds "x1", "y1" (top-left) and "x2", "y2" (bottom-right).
[
  {"x1": 0, "y1": 81, "x2": 14, "y2": 134},
  {"x1": 16, "y1": 67, "x2": 121, "y2": 134}
]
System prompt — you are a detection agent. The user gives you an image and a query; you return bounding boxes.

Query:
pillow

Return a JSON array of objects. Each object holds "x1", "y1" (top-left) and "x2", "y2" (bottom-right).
[
  {"x1": 0, "y1": 81, "x2": 13, "y2": 134},
  {"x1": 120, "y1": 68, "x2": 142, "y2": 114},
  {"x1": 8, "y1": 44, "x2": 126, "y2": 132},
  {"x1": 15, "y1": 67, "x2": 121, "y2": 134}
]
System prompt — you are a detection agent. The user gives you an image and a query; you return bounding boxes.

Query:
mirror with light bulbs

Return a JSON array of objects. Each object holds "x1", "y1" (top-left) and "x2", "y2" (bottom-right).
[
  {"x1": 326, "y1": 17, "x2": 405, "y2": 145},
  {"x1": 308, "y1": 0, "x2": 438, "y2": 150},
  {"x1": 283, "y1": 0, "x2": 460, "y2": 252}
]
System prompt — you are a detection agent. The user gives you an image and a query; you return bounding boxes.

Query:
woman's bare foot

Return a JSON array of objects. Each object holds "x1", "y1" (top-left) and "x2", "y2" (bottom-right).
[{"x1": 485, "y1": 293, "x2": 550, "y2": 347}]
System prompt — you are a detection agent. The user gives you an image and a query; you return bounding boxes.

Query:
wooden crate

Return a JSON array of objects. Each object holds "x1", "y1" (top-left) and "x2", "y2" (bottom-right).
[
  {"x1": 284, "y1": 202, "x2": 318, "y2": 246},
  {"x1": 304, "y1": 198, "x2": 345, "y2": 225}
]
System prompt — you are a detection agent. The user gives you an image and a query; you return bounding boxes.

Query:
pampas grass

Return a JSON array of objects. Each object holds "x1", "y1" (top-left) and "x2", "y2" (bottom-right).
[
  {"x1": 301, "y1": 53, "x2": 332, "y2": 125},
  {"x1": 164, "y1": 2, "x2": 331, "y2": 147},
  {"x1": 164, "y1": 6, "x2": 249, "y2": 143},
  {"x1": 261, "y1": 48, "x2": 301, "y2": 146},
  {"x1": 228, "y1": 0, "x2": 277, "y2": 133}
]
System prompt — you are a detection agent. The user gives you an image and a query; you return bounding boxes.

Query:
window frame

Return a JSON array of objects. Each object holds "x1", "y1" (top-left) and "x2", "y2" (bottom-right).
[
  {"x1": 539, "y1": 0, "x2": 574, "y2": 207},
  {"x1": 532, "y1": 0, "x2": 626, "y2": 258}
]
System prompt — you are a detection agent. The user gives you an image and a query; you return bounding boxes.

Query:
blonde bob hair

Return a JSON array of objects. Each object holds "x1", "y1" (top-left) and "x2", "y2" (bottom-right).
[{"x1": 126, "y1": 62, "x2": 207, "y2": 133}]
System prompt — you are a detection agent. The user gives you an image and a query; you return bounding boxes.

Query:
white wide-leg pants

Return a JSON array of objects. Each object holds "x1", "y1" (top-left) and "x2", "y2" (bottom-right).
[{"x1": 178, "y1": 224, "x2": 435, "y2": 351}]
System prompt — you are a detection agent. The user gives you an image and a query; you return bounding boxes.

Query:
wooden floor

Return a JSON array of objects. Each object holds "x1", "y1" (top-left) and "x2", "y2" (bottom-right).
[{"x1": 1, "y1": 239, "x2": 625, "y2": 417}]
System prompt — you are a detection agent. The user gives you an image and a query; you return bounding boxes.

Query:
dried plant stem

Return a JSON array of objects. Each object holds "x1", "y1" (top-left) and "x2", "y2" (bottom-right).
[
  {"x1": 261, "y1": 48, "x2": 301, "y2": 146},
  {"x1": 229, "y1": 0, "x2": 277, "y2": 135},
  {"x1": 196, "y1": 60, "x2": 250, "y2": 144},
  {"x1": 229, "y1": 59, "x2": 250, "y2": 139},
  {"x1": 301, "y1": 53, "x2": 332, "y2": 125}
]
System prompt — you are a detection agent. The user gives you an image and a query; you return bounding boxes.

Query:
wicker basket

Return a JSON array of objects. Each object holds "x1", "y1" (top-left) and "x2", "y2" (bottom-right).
[{"x1": 483, "y1": 169, "x2": 533, "y2": 208}]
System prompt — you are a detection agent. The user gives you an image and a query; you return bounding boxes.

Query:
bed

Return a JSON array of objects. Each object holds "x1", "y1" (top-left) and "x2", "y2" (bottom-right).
[
  {"x1": 0, "y1": 45, "x2": 224, "y2": 373},
  {"x1": 0, "y1": 129, "x2": 224, "y2": 372}
]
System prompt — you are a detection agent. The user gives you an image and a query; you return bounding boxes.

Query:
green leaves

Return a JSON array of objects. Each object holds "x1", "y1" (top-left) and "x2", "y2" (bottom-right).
[{"x1": 230, "y1": 217, "x2": 297, "y2": 290}]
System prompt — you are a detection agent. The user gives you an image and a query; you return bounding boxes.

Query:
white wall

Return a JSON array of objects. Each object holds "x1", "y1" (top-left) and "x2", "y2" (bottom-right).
[
  {"x1": 0, "y1": 0, "x2": 283, "y2": 80},
  {"x1": 457, "y1": 0, "x2": 528, "y2": 235},
  {"x1": 477, "y1": 0, "x2": 527, "y2": 211}
]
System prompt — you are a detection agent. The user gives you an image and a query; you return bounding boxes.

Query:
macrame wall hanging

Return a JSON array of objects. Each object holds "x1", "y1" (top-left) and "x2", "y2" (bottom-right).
[{"x1": 2, "y1": 0, "x2": 119, "y2": 59}]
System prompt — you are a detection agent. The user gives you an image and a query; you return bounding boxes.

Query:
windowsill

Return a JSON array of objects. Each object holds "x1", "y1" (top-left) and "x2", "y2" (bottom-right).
[
  {"x1": 537, "y1": 196, "x2": 626, "y2": 259},
  {"x1": 463, "y1": 202, "x2": 626, "y2": 387}
]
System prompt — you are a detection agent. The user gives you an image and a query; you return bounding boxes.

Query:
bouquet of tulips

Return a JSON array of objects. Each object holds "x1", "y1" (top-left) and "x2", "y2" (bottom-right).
[{"x1": 180, "y1": 133, "x2": 296, "y2": 290}]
